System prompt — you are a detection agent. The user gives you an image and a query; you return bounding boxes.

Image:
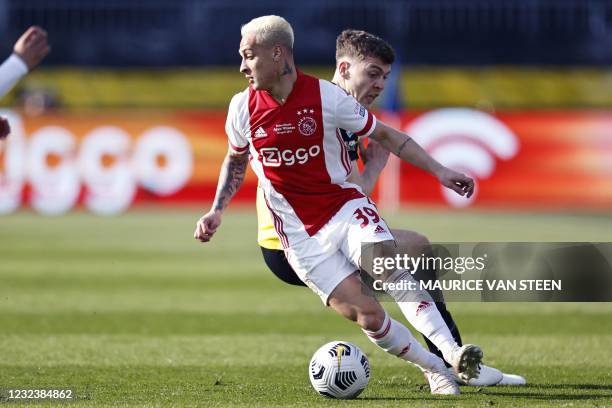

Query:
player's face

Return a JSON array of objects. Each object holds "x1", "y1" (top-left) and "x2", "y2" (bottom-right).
[
  {"x1": 239, "y1": 33, "x2": 277, "y2": 91},
  {"x1": 345, "y1": 56, "x2": 391, "y2": 107}
]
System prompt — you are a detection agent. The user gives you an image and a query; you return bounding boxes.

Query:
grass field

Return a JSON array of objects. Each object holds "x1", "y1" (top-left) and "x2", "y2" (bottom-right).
[{"x1": 1, "y1": 208, "x2": 611, "y2": 406}]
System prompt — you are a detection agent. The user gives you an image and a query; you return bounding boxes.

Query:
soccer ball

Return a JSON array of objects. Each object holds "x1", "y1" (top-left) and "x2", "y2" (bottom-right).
[{"x1": 308, "y1": 341, "x2": 370, "y2": 399}]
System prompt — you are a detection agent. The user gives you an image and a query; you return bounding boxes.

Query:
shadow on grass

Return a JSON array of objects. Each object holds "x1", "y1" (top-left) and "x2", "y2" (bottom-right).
[
  {"x1": 361, "y1": 383, "x2": 612, "y2": 402},
  {"x1": 476, "y1": 383, "x2": 612, "y2": 401},
  {"x1": 360, "y1": 396, "x2": 464, "y2": 401},
  {"x1": 530, "y1": 384, "x2": 612, "y2": 391}
]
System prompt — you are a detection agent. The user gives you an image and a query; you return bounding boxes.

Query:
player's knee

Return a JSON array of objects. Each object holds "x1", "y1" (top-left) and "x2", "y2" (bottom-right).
[
  {"x1": 361, "y1": 239, "x2": 397, "y2": 278},
  {"x1": 356, "y1": 304, "x2": 385, "y2": 332},
  {"x1": 393, "y1": 230, "x2": 431, "y2": 256}
]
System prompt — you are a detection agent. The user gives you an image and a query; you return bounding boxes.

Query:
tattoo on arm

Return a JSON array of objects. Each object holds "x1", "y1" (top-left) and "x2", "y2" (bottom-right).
[
  {"x1": 280, "y1": 61, "x2": 293, "y2": 76},
  {"x1": 396, "y1": 137, "x2": 411, "y2": 157},
  {"x1": 212, "y1": 152, "x2": 249, "y2": 211}
]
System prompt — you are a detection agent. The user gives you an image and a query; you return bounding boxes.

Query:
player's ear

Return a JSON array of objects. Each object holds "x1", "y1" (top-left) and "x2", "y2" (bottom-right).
[
  {"x1": 272, "y1": 45, "x2": 282, "y2": 62},
  {"x1": 338, "y1": 60, "x2": 351, "y2": 78}
]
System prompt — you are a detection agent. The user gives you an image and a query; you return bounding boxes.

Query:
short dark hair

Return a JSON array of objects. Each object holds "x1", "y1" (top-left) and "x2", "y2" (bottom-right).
[{"x1": 335, "y1": 29, "x2": 395, "y2": 65}]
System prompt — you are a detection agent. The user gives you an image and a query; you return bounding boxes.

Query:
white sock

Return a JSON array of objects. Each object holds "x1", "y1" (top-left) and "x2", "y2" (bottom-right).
[
  {"x1": 384, "y1": 270, "x2": 459, "y2": 364},
  {"x1": 362, "y1": 312, "x2": 443, "y2": 371}
]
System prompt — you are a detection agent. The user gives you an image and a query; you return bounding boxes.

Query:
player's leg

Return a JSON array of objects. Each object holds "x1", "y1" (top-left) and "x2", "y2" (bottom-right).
[
  {"x1": 284, "y1": 237, "x2": 458, "y2": 395},
  {"x1": 322, "y1": 264, "x2": 460, "y2": 395},
  {"x1": 390, "y1": 229, "x2": 463, "y2": 362},
  {"x1": 260, "y1": 246, "x2": 306, "y2": 286},
  {"x1": 337, "y1": 197, "x2": 482, "y2": 381},
  {"x1": 326, "y1": 271, "x2": 443, "y2": 373},
  {"x1": 390, "y1": 229, "x2": 526, "y2": 386},
  {"x1": 359, "y1": 238, "x2": 482, "y2": 381}
]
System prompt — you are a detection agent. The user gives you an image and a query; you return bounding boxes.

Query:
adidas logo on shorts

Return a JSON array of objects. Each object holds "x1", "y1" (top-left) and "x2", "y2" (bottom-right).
[{"x1": 374, "y1": 225, "x2": 386, "y2": 234}]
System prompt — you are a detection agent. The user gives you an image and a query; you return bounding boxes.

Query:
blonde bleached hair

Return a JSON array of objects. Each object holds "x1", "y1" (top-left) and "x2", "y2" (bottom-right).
[{"x1": 241, "y1": 15, "x2": 294, "y2": 50}]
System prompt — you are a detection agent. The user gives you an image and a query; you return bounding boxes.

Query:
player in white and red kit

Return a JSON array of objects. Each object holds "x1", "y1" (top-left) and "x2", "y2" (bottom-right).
[
  {"x1": 195, "y1": 16, "x2": 482, "y2": 395},
  {"x1": 257, "y1": 29, "x2": 525, "y2": 388}
]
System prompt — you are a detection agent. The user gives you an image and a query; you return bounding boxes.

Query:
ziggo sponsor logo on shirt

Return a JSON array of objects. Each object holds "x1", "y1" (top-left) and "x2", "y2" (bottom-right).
[{"x1": 259, "y1": 145, "x2": 321, "y2": 167}]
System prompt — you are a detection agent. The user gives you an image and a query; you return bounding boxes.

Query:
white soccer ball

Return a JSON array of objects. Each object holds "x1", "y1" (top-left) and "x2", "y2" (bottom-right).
[{"x1": 309, "y1": 341, "x2": 370, "y2": 399}]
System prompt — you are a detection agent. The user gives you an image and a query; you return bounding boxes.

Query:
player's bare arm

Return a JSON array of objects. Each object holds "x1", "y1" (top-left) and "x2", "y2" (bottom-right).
[
  {"x1": 212, "y1": 150, "x2": 249, "y2": 212},
  {"x1": 194, "y1": 150, "x2": 249, "y2": 243},
  {"x1": 370, "y1": 121, "x2": 474, "y2": 198}
]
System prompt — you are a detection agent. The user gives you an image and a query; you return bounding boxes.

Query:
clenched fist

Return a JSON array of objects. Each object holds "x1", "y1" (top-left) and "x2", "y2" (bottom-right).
[
  {"x1": 13, "y1": 26, "x2": 50, "y2": 70},
  {"x1": 194, "y1": 210, "x2": 223, "y2": 243}
]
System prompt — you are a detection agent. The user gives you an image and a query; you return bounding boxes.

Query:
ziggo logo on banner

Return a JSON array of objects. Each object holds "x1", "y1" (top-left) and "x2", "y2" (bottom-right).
[{"x1": 0, "y1": 112, "x2": 193, "y2": 215}]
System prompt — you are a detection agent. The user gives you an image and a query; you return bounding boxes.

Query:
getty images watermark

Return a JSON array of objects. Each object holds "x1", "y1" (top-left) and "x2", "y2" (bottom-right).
[
  {"x1": 360, "y1": 242, "x2": 612, "y2": 302},
  {"x1": 371, "y1": 252, "x2": 560, "y2": 292}
]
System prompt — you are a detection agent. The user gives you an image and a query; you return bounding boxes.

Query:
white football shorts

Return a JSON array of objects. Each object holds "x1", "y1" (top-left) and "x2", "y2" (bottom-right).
[{"x1": 285, "y1": 196, "x2": 395, "y2": 304}]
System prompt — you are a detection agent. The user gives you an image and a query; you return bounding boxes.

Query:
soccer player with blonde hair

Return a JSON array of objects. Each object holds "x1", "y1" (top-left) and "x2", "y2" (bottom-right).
[{"x1": 196, "y1": 16, "x2": 482, "y2": 395}]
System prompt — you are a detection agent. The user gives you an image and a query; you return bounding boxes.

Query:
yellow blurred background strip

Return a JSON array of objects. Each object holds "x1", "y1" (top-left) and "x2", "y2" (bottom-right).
[{"x1": 2, "y1": 66, "x2": 612, "y2": 109}]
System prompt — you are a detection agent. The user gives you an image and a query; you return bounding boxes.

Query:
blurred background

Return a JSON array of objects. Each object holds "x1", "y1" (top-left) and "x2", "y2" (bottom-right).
[
  {"x1": 2, "y1": 0, "x2": 612, "y2": 215},
  {"x1": 1, "y1": 2, "x2": 612, "y2": 404}
]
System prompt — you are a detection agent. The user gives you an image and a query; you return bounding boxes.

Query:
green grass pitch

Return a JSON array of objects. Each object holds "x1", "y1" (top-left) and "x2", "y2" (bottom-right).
[{"x1": 1, "y1": 208, "x2": 611, "y2": 406}]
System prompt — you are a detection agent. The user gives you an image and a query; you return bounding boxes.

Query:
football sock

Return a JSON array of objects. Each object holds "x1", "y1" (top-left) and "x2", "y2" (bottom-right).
[
  {"x1": 362, "y1": 311, "x2": 442, "y2": 370},
  {"x1": 407, "y1": 250, "x2": 465, "y2": 364},
  {"x1": 423, "y1": 306, "x2": 463, "y2": 367},
  {"x1": 383, "y1": 270, "x2": 460, "y2": 365}
]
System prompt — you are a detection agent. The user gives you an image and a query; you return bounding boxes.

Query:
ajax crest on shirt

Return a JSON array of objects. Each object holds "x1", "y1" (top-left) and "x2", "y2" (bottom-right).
[{"x1": 297, "y1": 108, "x2": 317, "y2": 136}]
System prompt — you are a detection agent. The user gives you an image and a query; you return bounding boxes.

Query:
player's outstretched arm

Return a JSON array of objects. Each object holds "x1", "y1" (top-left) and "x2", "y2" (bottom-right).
[
  {"x1": 194, "y1": 150, "x2": 249, "y2": 243},
  {"x1": 0, "y1": 26, "x2": 49, "y2": 98},
  {"x1": 370, "y1": 121, "x2": 474, "y2": 198}
]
